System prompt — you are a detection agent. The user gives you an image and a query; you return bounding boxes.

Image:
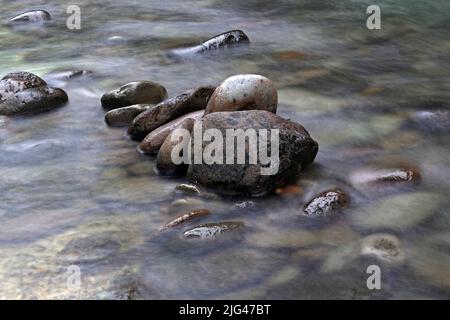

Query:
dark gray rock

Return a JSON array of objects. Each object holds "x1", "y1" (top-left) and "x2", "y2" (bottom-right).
[
  {"x1": 187, "y1": 110, "x2": 319, "y2": 196},
  {"x1": 168, "y1": 30, "x2": 249, "y2": 59},
  {"x1": 0, "y1": 72, "x2": 68, "y2": 115},
  {"x1": 128, "y1": 86, "x2": 214, "y2": 140},
  {"x1": 105, "y1": 104, "x2": 151, "y2": 127},
  {"x1": 101, "y1": 81, "x2": 167, "y2": 111}
]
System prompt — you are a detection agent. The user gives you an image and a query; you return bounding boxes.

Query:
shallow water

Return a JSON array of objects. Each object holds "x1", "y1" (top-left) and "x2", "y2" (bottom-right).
[{"x1": 0, "y1": 0, "x2": 449, "y2": 299}]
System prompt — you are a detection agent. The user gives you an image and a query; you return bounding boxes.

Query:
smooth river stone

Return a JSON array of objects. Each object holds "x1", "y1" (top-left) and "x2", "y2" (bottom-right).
[
  {"x1": 204, "y1": 74, "x2": 277, "y2": 115},
  {"x1": 9, "y1": 10, "x2": 51, "y2": 24},
  {"x1": 303, "y1": 189, "x2": 349, "y2": 217},
  {"x1": 105, "y1": 104, "x2": 151, "y2": 127},
  {"x1": 0, "y1": 72, "x2": 68, "y2": 115},
  {"x1": 101, "y1": 80, "x2": 167, "y2": 111},
  {"x1": 168, "y1": 30, "x2": 250, "y2": 59},
  {"x1": 138, "y1": 110, "x2": 204, "y2": 154},
  {"x1": 156, "y1": 118, "x2": 195, "y2": 175},
  {"x1": 129, "y1": 86, "x2": 214, "y2": 140}
]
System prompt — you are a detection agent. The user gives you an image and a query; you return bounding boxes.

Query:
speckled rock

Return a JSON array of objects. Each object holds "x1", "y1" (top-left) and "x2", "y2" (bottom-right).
[
  {"x1": 9, "y1": 10, "x2": 51, "y2": 24},
  {"x1": 101, "y1": 81, "x2": 167, "y2": 111},
  {"x1": 138, "y1": 110, "x2": 203, "y2": 154},
  {"x1": 175, "y1": 183, "x2": 201, "y2": 195},
  {"x1": 183, "y1": 221, "x2": 244, "y2": 240},
  {"x1": 156, "y1": 118, "x2": 195, "y2": 175},
  {"x1": 350, "y1": 164, "x2": 421, "y2": 189},
  {"x1": 361, "y1": 234, "x2": 405, "y2": 263},
  {"x1": 187, "y1": 110, "x2": 318, "y2": 196},
  {"x1": 105, "y1": 104, "x2": 151, "y2": 127},
  {"x1": 204, "y1": 74, "x2": 277, "y2": 115},
  {"x1": 168, "y1": 30, "x2": 249, "y2": 59},
  {"x1": 128, "y1": 86, "x2": 214, "y2": 140},
  {"x1": 303, "y1": 189, "x2": 349, "y2": 216},
  {"x1": 0, "y1": 72, "x2": 68, "y2": 115}
]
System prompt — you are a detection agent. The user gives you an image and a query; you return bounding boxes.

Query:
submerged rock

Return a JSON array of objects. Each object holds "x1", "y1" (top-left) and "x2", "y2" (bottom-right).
[
  {"x1": 105, "y1": 104, "x2": 151, "y2": 127},
  {"x1": 351, "y1": 192, "x2": 443, "y2": 230},
  {"x1": 183, "y1": 221, "x2": 244, "y2": 240},
  {"x1": 409, "y1": 110, "x2": 450, "y2": 133},
  {"x1": 44, "y1": 69, "x2": 92, "y2": 87},
  {"x1": 303, "y1": 189, "x2": 349, "y2": 217},
  {"x1": 349, "y1": 165, "x2": 421, "y2": 189},
  {"x1": 138, "y1": 110, "x2": 203, "y2": 154},
  {"x1": 9, "y1": 10, "x2": 51, "y2": 24},
  {"x1": 128, "y1": 86, "x2": 214, "y2": 140},
  {"x1": 229, "y1": 201, "x2": 256, "y2": 212},
  {"x1": 204, "y1": 74, "x2": 277, "y2": 115},
  {"x1": 156, "y1": 118, "x2": 195, "y2": 175},
  {"x1": 168, "y1": 30, "x2": 249, "y2": 59},
  {"x1": 0, "y1": 72, "x2": 68, "y2": 115},
  {"x1": 187, "y1": 110, "x2": 318, "y2": 196},
  {"x1": 175, "y1": 183, "x2": 201, "y2": 195},
  {"x1": 101, "y1": 81, "x2": 167, "y2": 111},
  {"x1": 361, "y1": 234, "x2": 405, "y2": 263},
  {"x1": 159, "y1": 209, "x2": 211, "y2": 231}
]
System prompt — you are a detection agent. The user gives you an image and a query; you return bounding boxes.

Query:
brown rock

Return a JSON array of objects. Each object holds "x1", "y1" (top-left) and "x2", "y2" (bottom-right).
[
  {"x1": 128, "y1": 86, "x2": 215, "y2": 140},
  {"x1": 138, "y1": 110, "x2": 203, "y2": 154},
  {"x1": 303, "y1": 189, "x2": 349, "y2": 216},
  {"x1": 159, "y1": 209, "x2": 211, "y2": 231}
]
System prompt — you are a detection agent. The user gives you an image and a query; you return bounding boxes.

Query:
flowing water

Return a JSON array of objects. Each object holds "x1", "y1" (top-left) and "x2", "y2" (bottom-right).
[{"x1": 0, "y1": 0, "x2": 449, "y2": 299}]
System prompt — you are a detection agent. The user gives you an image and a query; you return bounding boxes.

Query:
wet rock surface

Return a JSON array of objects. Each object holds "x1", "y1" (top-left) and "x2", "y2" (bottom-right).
[
  {"x1": 350, "y1": 165, "x2": 421, "y2": 189},
  {"x1": 128, "y1": 86, "x2": 214, "y2": 140},
  {"x1": 9, "y1": 10, "x2": 51, "y2": 25},
  {"x1": 408, "y1": 110, "x2": 450, "y2": 133},
  {"x1": 168, "y1": 30, "x2": 249, "y2": 59},
  {"x1": 303, "y1": 189, "x2": 349, "y2": 217},
  {"x1": 105, "y1": 104, "x2": 151, "y2": 127},
  {"x1": 205, "y1": 74, "x2": 277, "y2": 115},
  {"x1": 187, "y1": 110, "x2": 319, "y2": 196},
  {"x1": 0, "y1": 72, "x2": 68, "y2": 115},
  {"x1": 183, "y1": 221, "x2": 244, "y2": 240},
  {"x1": 156, "y1": 118, "x2": 195, "y2": 175},
  {"x1": 159, "y1": 209, "x2": 211, "y2": 231},
  {"x1": 138, "y1": 110, "x2": 203, "y2": 154},
  {"x1": 101, "y1": 81, "x2": 167, "y2": 111}
]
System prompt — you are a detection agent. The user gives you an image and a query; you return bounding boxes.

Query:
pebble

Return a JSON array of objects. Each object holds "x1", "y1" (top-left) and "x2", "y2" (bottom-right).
[
  {"x1": 183, "y1": 221, "x2": 244, "y2": 240},
  {"x1": 303, "y1": 189, "x2": 349, "y2": 216},
  {"x1": 159, "y1": 209, "x2": 211, "y2": 231},
  {"x1": 105, "y1": 104, "x2": 151, "y2": 127}
]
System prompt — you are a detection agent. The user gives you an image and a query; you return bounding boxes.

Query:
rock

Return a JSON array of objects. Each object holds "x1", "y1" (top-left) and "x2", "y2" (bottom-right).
[
  {"x1": 175, "y1": 183, "x2": 201, "y2": 195},
  {"x1": 351, "y1": 192, "x2": 444, "y2": 230},
  {"x1": 168, "y1": 30, "x2": 249, "y2": 59},
  {"x1": 360, "y1": 234, "x2": 405, "y2": 263},
  {"x1": 101, "y1": 81, "x2": 167, "y2": 111},
  {"x1": 156, "y1": 118, "x2": 195, "y2": 175},
  {"x1": 229, "y1": 201, "x2": 256, "y2": 211},
  {"x1": 187, "y1": 110, "x2": 318, "y2": 196},
  {"x1": 105, "y1": 104, "x2": 151, "y2": 127},
  {"x1": 350, "y1": 165, "x2": 421, "y2": 188},
  {"x1": 159, "y1": 209, "x2": 211, "y2": 231},
  {"x1": 128, "y1": 86, "x2": 214, "y2": 140},
  {"x1": 138, "y1": 110, "x2": 203, "y2": 154},
  {"x1": 183, "y1": 221, "x2": 244, "y2": 240},
  {"x1": 0, "y1": 72, "x2": 68, "y2": 115},
  {"x1": 409, "y1": 110, "x2": 450, "y2": 133},
  {"x1": 303, "y1": 189, "x2": 349, "y2": 216},
  {"x1": 44, "y1": 69, "x2": 92, "y2": 87},
  {"x1": 204, "y1": 74, "x2": 277, "y2": 115},
  {"x1": 9, "y1": 10, "x2": 51, "y2": 24}
]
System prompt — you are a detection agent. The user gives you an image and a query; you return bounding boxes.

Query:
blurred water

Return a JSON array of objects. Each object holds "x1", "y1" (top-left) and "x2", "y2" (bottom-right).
[{"x1": 0, "y1": 0, "x2": 449, "y2": 299}]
